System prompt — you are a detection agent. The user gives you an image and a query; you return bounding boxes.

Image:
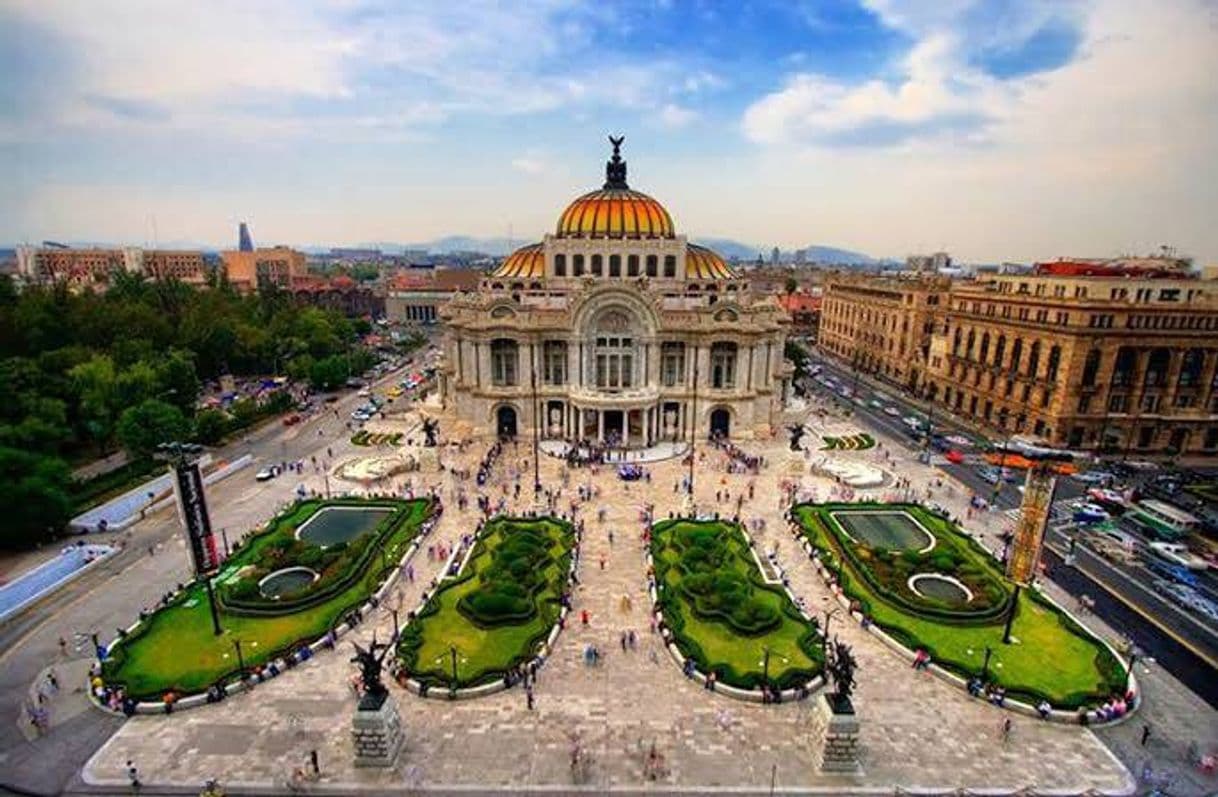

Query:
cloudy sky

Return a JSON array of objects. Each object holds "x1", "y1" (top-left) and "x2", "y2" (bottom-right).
[{"x1": 3, "y1": 0, "x2": 1216, "y2": 263}]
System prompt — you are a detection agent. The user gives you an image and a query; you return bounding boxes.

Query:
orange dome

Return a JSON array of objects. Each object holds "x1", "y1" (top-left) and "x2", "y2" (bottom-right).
[
  {"x1": 556, "y1": 189, "x2": 675, "y2": 240},
  {"x1": 490, "y1": 242, "x2": 544, "y2": 279},
  {"x1": 686, "y1": 244, "x2": 736, "y2": 280}
]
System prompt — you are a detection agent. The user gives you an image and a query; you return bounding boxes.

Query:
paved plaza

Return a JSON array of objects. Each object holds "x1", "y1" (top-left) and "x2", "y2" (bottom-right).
[{"x1": 81, "y1": 406, "x2": 1140, "y2": 794}]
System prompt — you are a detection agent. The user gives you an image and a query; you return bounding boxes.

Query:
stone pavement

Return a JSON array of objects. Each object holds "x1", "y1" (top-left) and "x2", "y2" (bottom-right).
[{"x1": 79, "y1": 418, "x2": 1144, "y2": 794}]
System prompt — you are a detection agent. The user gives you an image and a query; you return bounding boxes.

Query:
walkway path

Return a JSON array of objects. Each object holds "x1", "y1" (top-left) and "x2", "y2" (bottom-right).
[{"x1": 81, "y1": 433, "x2": 1136, "y2": 793}]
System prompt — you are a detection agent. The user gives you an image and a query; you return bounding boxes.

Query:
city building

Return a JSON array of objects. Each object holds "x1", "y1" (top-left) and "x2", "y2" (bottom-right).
[
  {"x1": 14, "y1": 244, "x2": 140, "y2": 290},
  {"x1": 923, "y1": 271, "x2": 1218, "y2": 456},
  {"x1": 819, "y1": 273, "x2": 947, "y2": 390},
  {"x1": 438, "y1": 139, "x2": 792, "y2": 443},
  {"x1": 906, "y1": 252, "x2": 952, "y2": 272},
  {"x1": 386, "y1": 268, "x2": 480, "y2": 324},
  {"x1": 238, "y1": 222, "x2": 254, "y2": 252},
  {"x1": 220, "y1": 246, "x2": 307, "y2": 292},
  {"x1": 141, "y1": 250, "x2": 209, "y2": 284},
  {"x1": 777, "y1": 291, "x2": 821, "y2": 338}
]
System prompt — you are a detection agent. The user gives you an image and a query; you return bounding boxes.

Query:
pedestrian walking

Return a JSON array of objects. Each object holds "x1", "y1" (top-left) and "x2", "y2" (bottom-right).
[
  {"x1": 526, "y1": 685, "x2": 535, "y2": 711},
  {"x1": 581, "y1": 609, "x2": 590, "y2": 626},
  {"x1": 126, "y1": 760, "x2": 141, "y2": 790},
  {"x1": 310, "y1": 749, "x2": 320, "y2": 776},
  {"x1": 1000, "y1": 716, "x2": 1012, "y2": 743},
  {"x1": 1140, "y1": 724, "x2": 1151, "y2": 746},
  {"x1": 58, "y1": 636, "x2": 67, "y2": 657}
]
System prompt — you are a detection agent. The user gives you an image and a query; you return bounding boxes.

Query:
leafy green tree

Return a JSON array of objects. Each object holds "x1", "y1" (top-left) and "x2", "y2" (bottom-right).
[
  {"x1": 0, "y1": 447, "x2": 72, "y2": 549},
  {"x1": 116, "y1": 398, "x2": 190, "y2": 458},
  {"x1": 157, "y1": 349, "x2": 201, "y2": 415},
  {"x1": 69, "y1": 355, "x2": 120, "y2": 453},
  {"x1": 785, "y1": 276, "x2": 798, "y2": 295},
  {"x1": 309, "y1": 355, "x2": 349, "y2": 391},
  {"x1": 193, "y1": 408, "x2": 229, "y2": 445}
]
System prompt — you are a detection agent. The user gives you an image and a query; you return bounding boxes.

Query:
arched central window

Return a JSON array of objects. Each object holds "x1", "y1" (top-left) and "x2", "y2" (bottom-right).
[
  {"x1": 711, "y1": 341, "x2": 738, "y2": 389},
  {"x1": 543, "y1": 340, "x2": 567, "y2": 385},
  {"x1": 490, "y1": 339, "x2": 518, "y2": 386},
  {"x1": 661, "y1": 342, "x2": 685, "y2": 386},
  {"x1": 594, "y1": 335, "x2": 634, "y2": 390}
]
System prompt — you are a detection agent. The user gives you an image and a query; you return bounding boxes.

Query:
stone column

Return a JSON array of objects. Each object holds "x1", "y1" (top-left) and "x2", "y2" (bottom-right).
[{"x1": 597, "y1": 411, "x2": 604, "y2": 444}]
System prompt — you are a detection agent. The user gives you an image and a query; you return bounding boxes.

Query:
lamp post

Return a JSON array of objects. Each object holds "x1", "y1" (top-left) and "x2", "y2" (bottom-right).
[
  {"x1": 687, "y1": 359, "x2": 698, "y2": 505},
  {"x1": 759, "y1": 646, "x2": 789, "y2": 692},
  {"x1": 821, "y1": 606, "x2": 841, "y2": 657},
  {"x1": 436, "y1": 645, "x2": 466, "y2": 689},
  {"x1": 233, "y1": 639, "x2": 246, "y2": 678},
  {"x1": 390, "y1": 608, "x2": 400, "y2": 642},
  {"x1": 980, "y1": 645, "x2": 993, "y2": 681},
  {"x1": 531, "y1": 359, "x2": 541, "y2": 500}
]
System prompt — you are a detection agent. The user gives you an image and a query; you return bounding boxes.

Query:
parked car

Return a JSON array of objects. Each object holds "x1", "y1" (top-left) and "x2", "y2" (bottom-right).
[
  {"x1": 883, "y1": 405, "x2": 901, "y2": 417},
  {"x1": 324, "y1": 395, "x2": 340, "y2": 403},
  {"x1": 282, "y1": 413, "x2": 302, "y2": 426},
  {"x1": 255, "y1": 468, "x2": 276, "y2": 482}
]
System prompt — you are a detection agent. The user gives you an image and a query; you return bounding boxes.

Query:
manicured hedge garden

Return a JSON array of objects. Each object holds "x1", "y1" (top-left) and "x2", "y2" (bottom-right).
[
  {"x1": 100, "y1": 498, "x2": 432, "y2": 700},
  {"x1": 351, "y1": 430, "x2": 403, "y2": 447},
  {"x1": 793, "y1": 502, "x2": 1127, "y2": 709},
  {"x1": 651, "y1": 518, "x2": 822, "y2": 690},
  {"x1": 396, "y1": 516, "x2": 575, "y2": 689},
  {"x1": 820, "y1": 433, "x2": 875, "y2": 451}
]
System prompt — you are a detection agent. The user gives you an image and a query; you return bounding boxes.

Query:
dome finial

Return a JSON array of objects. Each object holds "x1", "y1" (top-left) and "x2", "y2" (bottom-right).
[{"x1": 604, "y1": 134, "x2": 628, "y2": 189}]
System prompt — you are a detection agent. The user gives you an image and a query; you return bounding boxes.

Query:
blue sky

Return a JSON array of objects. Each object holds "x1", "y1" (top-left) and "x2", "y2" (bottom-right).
[{"x1": 2, "y1": 0, "x2": 1216, "y2": 263}]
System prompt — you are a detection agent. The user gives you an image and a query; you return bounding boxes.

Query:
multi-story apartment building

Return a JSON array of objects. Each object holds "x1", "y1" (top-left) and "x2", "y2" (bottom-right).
[
  {"x1": 220, "y1": 246, "x2": 307, "y2": 292},
  {"x1": 141, "y1": 250, "x2": 209, "y2": 284},
  {"x1": 819, "y1": 274, "x2": 948, "y2": 390},
  {"x1": 15, "y1": 245, "x2": 141, "y2": 289},
  {"x1": 924, "y1": 273, "x2": 1218, "y2": 456}
]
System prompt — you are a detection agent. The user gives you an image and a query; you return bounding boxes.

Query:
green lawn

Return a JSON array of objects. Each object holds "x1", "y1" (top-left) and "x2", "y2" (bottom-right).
[
  {"x1": 651, "y1": 518, "x2": 822, "y2": 690},
  {"x1": 793, "y1": 503, "x2": 1127, "y2": 708},
  {"x1": 101, "y1": 498, "x2": 432, "y2": 700},
  {"x1": 397, "y1": 516, "x2": 575, "y2": 689}
]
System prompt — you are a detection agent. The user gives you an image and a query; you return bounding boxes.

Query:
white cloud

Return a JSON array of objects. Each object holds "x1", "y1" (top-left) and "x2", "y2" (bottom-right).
[
  {"x1": 511, "y1": 152, "x2": 548, "y2": 174},
  {"x1": 734, "y1": 0, "x2": 1218, "y2": 263},
  {"x1": 658, "y1": 103, "x2": 699, "y2": 129}
]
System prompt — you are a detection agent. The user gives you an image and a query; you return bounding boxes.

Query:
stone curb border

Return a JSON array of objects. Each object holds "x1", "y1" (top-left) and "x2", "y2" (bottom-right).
[
  {"x1": 786, "y1": 513, "x2": 1140, "y2": 726},
  {"x1": 88, "y1": 501, "x2": 444, "y2": 716},
  {"x1": 401, "y1": 514, "x2": 583, "y2": 701},
  {"x1": 646, "y1": 518, "x2": 826, "y2": 704}
]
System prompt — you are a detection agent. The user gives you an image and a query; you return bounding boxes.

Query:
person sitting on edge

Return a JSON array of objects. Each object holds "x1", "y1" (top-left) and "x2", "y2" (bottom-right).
[{"x1": 1037, "y1": 701, "x2": 1052, "y2": 719}]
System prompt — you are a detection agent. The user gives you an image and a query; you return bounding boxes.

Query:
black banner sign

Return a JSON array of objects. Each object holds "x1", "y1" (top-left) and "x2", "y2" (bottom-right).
[{"x1": 175, "y1": 462, "x2": 219, "y2": 575}]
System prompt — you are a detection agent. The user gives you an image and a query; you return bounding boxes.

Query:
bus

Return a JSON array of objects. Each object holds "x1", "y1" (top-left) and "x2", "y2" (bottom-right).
[{"x1": 1128, "y1": 499, "x2": 1200, "y2": 542}]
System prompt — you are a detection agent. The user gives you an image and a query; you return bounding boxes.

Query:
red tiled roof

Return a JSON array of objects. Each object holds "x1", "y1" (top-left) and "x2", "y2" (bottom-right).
[{"x1": 778, "y1": 293, "x2": 821, "y2": 313}]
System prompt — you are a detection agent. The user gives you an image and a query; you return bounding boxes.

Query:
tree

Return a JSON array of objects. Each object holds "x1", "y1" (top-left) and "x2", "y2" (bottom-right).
[
  {"x1": 157, "y1": 349, "x2": 201, "y2": 416},
  {"x1": 309, "y1": 355, "x2": 349, "y2": 391},
  {"x1": 0, "y1": 447, "x2": 71, "y2": 549},
  {"x1": 785, "y1": 277, "x2": 798, "y2": 295},
  {"x1": 69, "y1": 355, "x2": 120, "y2": 453},
  {"x1": 193, "y1": 408, "x2": 229, "y2": 445},
  {"x1": 116, "y1": 398, "x2": 190, "y2": 458}
]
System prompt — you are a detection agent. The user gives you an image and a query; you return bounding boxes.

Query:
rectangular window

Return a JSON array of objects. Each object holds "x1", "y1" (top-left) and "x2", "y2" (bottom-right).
[
  {"x1": 573, "y1": 254, "x2": 584, "y2": 276},
  {"x1": 663, "y1": 255, "x2": 677, "y2": 278},
  {"x1": 661, "y1": 342, "x2": 685, "y2": 386},
  {"x1": 1138, "y1": 426, "x2": 1155, "y2": 448},
  {"x1": 609, "y1": 255, "x2": 621, "y2": 277},
  {"x1": 1141, "y1": 393, "x2": 1160, "y2": 413},
  {"x1": 1108, "y1": 394, "x2": 1127, "y2": 413},
  {"x1": 627, "y1": 255, "x2": 639, "y2": 277},
  {"x1": 591, "y1": 254, "x2": 603, "y2": 276},
  {"x1": 1077, "y1": 395, "x2": 1091, "y2": 413},
  {"x1": 553, "y1": 253, "x2": 566, "y2": 277},
  {"x1": 543, "y1": 341, "x2": 567, "y2": 385},
  {"x1": 646, "y1": 255, "x2": 658, "y2": 277}
]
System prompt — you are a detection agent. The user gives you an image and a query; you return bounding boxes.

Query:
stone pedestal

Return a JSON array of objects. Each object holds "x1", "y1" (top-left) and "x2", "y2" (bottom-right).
[
  {"x1": 416, "y1": 447, "x2": 440, "y2": 473},
  {"x1": 813, "y1": 693, "x2": 862, "y2": 774},
  {"x1": 352, "y1": 692, "x2": 403, "y2": 768}
]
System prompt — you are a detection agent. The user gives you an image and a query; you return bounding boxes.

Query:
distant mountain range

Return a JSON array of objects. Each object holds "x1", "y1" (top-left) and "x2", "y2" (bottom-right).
[{"x1": 6, "y1": 236, "x2": 879, "y2": 265}]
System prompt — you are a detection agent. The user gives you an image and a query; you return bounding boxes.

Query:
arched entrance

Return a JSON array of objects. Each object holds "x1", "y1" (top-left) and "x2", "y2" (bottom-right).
[
  {"x1": 496, "y1": 405, "x2": 518, "y2": 438},
  {"x1": 709, "y1": 408, "x2": 731, "y2": 439}
]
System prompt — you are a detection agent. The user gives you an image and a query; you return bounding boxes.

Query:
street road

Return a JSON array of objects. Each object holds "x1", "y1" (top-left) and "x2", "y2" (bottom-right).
[
  {"x1": 0, "y1": 352, "x2": 429, "y2": 796},
  {"x1": 806, "y1": 353, "x2": 1218, "y2": 703}
]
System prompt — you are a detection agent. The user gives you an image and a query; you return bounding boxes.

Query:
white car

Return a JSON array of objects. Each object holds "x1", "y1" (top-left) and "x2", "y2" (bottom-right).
[
  {"x1": 358, "y1": 388, "x2": 372, "y2": 397},
  {"x1": 1149, "y1": 542, "x2": 1210, "y2": 570},
  {"x1": 255, "y1": 468, "x2": 276, "y2": 482},
  {"x1": 883, "y1": 405, "x2": 901, "y2": 416}
]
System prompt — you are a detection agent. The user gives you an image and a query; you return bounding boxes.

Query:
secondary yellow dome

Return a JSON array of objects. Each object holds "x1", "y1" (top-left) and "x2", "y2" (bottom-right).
[
  {"x1": 490, "y1": 243, "x2": 544, "y2": 279},
  {"x1": 686, "y1": 244, "x2": 736, "y2": 279}
]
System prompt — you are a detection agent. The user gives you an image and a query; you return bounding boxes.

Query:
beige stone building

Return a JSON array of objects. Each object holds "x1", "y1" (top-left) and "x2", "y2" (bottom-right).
[
  {"x1": 438, "y1": 141, "x2": 792, "y2": 443},
  {"x1": 819, "y1": 268, "x2": 1218, "y2": 456},
  {"x1": 142, "y1": 250, "x2": 209, "y2": 284},
  {"x1": 220, "y1": 246, "x2": 307, "y2": 292},
  {"x1": 819, "y1": 274, "x2": 947, "y2": 390},
  {"x1": 924, "y1": 273, "x2": 1218, "y2": 455}
]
